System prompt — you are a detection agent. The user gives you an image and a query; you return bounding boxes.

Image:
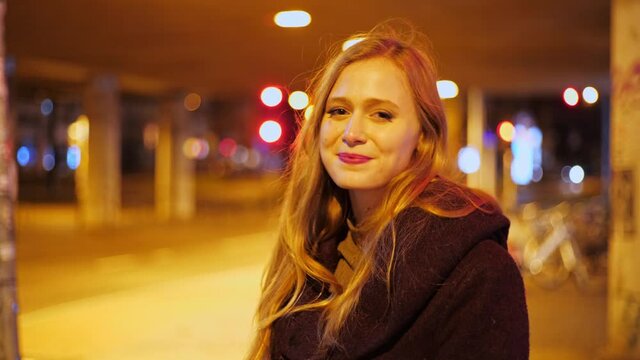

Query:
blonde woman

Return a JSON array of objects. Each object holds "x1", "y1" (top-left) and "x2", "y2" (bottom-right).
[{"x1": 249, "y1": 24, "x2": 529, "y2": 360}]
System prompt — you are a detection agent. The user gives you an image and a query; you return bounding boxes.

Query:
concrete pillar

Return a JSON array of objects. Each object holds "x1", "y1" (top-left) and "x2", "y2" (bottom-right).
[
  {"x1": 606, "y1": 0, "x2": 640, "y2": 358},
  {"x1": 444, "y1": 96, "x2": 465, "y2": 167},
  {"x1": 155, "y1": 96, "x2": 195, "y2": 220},
  {"x1": 0, "y1": 1, "x2": 21, "y2": 357},
  {"x1": 466, "y1": 88, "x2": 497, "y2": 197},
  {"x1": 79, "y1": 74, "x2": 121, "y2": 227}
]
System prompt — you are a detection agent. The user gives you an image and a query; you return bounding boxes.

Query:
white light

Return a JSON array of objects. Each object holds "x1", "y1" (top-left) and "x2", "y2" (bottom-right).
[
  {"x1": 510, "y1": 128, "x2": 534, "y2": 186},
  {"x1": 582, "y1": 86, "x2": 599, "y2": 104},
  {"x1": 437, "y1": 80, "x2": 459, "y2": 99},
  {"x1": 563, "y1": 87, "x2": 579, "y2": 106},
  {"x1": 288, "y1": 91, "x2": 309, "y2": 110},
  {"x1": 457, "y1": 146, "x2": 481, "y2": 174},
  {"x1": 342, "y1": 37, "x2": 365, "y2": 51},
  {"x1": 259, "y1": 120, "x2": 283, "y2": 143},
  {"x1": 569, "y1": 165, "x2": 585, "y2": 184},
  {"x1": 260, "y1": 87, "x2": 283, "y2": 107},
  {"x1": 274, "y1": 10, "x2": 311, "y2": 28},
  {"x1": 528, "y1": 127, "x2": 543, "y2": 148},
  {"x1": 511, "y1": 158, "x2": 533, "y2": 185}
]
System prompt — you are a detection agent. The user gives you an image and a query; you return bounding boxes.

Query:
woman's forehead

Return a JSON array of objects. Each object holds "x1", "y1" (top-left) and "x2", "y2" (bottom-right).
[{"x1": 328, "y1": 57, "x2": 413, "y2": 105}]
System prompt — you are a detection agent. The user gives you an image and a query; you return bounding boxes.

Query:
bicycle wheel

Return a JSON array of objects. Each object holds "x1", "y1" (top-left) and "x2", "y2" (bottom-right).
[{"x1": 525, "y1": 239, "x2": 571, "y2": 289}]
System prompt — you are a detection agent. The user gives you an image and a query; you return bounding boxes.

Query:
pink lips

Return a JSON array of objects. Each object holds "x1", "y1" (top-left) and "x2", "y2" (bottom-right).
[{"x1": 338, "y1": 152, "x2": 372, "y2": 164}]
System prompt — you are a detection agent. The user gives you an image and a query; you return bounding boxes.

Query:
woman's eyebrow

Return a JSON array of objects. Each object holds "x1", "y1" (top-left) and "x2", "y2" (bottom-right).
[
  {"x1": 363, "y1": 98, "x2": 400, "y2": 111},
  {"x1": 326, "y1": 96, "x2": 351, "y2": 105}
]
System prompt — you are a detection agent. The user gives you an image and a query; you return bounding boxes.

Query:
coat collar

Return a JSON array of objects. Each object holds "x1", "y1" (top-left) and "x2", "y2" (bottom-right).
[{"x1": 272, "y1": 206, "x2": 510, "y2": 359}]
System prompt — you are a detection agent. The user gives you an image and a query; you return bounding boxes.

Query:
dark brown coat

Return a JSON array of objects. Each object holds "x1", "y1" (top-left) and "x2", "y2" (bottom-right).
[{"x1": 271, "y1": 207, "x2": 529, "y2": 359}]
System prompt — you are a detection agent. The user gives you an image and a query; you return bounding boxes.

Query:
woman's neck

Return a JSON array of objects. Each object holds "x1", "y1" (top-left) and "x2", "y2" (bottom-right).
[{"x1": 349, "y1": 188, "x2": 385, "y2": 224}]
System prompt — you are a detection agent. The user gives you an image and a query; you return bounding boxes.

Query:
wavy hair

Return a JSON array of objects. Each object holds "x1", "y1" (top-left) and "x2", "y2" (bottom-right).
[{"x1": 247, "y1": 21, "x2": 498, "y2": 359}]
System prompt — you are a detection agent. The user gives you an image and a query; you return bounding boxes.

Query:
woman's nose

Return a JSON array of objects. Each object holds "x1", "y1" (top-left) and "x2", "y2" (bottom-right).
[{"x1": 342, "y1": 115, "x2": 367, "y2": 146}]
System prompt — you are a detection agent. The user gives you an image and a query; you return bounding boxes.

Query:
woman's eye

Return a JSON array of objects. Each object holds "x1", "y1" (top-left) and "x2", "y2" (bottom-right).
[
  {"x1": 327, "y1": 108, "x2": 348, "y2": 117},
  {"x1": 374, "y1": 111, "x2": 393, "y2": 121}
]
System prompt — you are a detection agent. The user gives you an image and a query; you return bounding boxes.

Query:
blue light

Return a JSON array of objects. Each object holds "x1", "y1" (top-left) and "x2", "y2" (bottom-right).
[
  {"x1": 40, "y1": 98, "x2": 54, "y2": 116},
  {"x1": 483, "y1": 131, "x2": 497, "y2": 147},
  {"x1": 511, "y1": 156, "x2": 533, "y2": 185},
  {"x1": 66, "y1": 146, "x2": 81, "y2": 170},
  {"x1": 457, "y1": 146, "x2": 481, "y2": 174},
  {"x1": 43, "y1": 153, "x2": 55, "y2": 171},
  {"x1": 16, "y1": 146, "x2": 30, "y2": 167}
]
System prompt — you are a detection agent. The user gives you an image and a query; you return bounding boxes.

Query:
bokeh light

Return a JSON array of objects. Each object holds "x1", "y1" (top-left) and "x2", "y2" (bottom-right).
[
  {"x1": 43, "y1": 148, "x2": 55, "y2": 171},
  {"x1": 274, "y1": 10, "x2": 311, "y2": 28},
  {"x1": 457, "y1": 146, "x2": 481, "y2": 174},
  {"x1": 184, "y1": 93, "x2": 202, "y2": 111},
  {"x1": 231, "y1": 145, "x2": 250, "y2": 165},
  {"x1": 66, "y1": 146, "x2": 81, "y2": 170},
  {"x1": 182, "y1": 137, "x2": 210, "y2": 160},
  {"x1": 260, "y1": 86, "x2": 283, "y2": 107},
  {"x1": 16, "y1": 146, "x2": 31, "y2": 167},
  {"x1": 304, "y1": 105, "x2": 315, "y2": 121},
  {"x1": 68, "y1": 115, "x2": 90, "y2": 143},
  {"x1": 497, "y1": 121, "x2": 515, "y2": 142},
  {"x1": 532, "y1": 166, "x2": 543, "y2": 182},
  {"x1": 436, "y1": 80, "x2": 459, "y2": 99},
  {"x1": 245, "y1": 148, "x2": 262, "y2": 169},
  {"x1": 40, "y1": 98, "x2": 54, "y2": 116},
  {"x1": 563, "y1": 87, "x2": 579, "y2": 106},
  {"x1": 582, "y1": 86, "x2": 599, "y2": 104},
  {"x1": 561, "y1": 165, "x2": 572, "y2": 183},
  {"x1": 569, "y1": 165, "x2": 585, "y2": 184},
  {"x1": 259, "y1": 120, "x2": 283, "y2": 143},
  {"x1": 288, "y1": 91, "x2": 309, "y2": 110},
  {"x1": 218, "y1": 138, "x2": 238, "y2": 158},
  {"x1": 342, "y1": 37, "x2": 366, "y2": 51}
]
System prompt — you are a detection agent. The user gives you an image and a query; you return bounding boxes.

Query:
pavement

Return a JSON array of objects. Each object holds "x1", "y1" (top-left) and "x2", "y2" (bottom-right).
[{"x1": 13, "y1": 176, "x2": 610, "y2": 360}]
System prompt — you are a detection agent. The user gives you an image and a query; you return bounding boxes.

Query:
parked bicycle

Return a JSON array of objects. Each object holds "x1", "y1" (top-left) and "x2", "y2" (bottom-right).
[{"x1": 508, "y1": 198, "x2": 608, "y2": 292}]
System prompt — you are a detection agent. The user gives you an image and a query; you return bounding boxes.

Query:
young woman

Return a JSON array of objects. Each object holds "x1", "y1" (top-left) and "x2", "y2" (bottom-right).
[{"x1": 248, "y1": 24, "x2": 529, "y2": 360}]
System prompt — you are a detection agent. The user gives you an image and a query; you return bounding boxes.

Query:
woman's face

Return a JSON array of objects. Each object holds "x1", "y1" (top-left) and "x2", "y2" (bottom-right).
[{"x1": 320, "y1": 57, "x2": 422, "y2": 192}]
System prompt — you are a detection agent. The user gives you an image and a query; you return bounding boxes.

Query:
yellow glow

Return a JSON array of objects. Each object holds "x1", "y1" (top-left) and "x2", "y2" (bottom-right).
[
  {"x1": 274, "y1": 10, "x2": 311, "y2": 28},
  {"x1": 68, "y1": 115, "x2": 90, "y2": 143},
  {"x1": 261, "y1": 86, "x2": 283, "y2": 107},
  {"x1": 182, "y1": 137, "x2": 210, "y2": 160},
  {"x1": 582, "y1": 86, "x2": 599, "y2": 104},
  {"x1": 436, "y1": 80, "x2": 459, "y2": 99},
  {"x1": 288, "y1": 91, "x2": 309, "y2": 110},
  {"x1": 304, "y1": 105, "x2": 315, "y2": 121},
  {"x1": 497, "y1": 121, "x2": 515, "y2": 142},
  {"x1": 342, "y1": 37, "x2": 366, "y2": 51},
  {"x1": 183, "y1": 93, "x2": 202, "y2": 111}
]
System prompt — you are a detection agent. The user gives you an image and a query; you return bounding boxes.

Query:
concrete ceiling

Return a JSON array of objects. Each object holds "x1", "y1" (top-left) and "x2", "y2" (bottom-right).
[{"x1": 6, "y1": 0, "x2": 611, "y2": 98}]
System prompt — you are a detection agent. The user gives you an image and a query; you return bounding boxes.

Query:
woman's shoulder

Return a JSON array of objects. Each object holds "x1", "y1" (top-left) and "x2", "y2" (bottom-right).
[
  {"x1": 380, "y1": 204, "x2": 511, "y2": 285},
  {"x1": 393, "y1": 204, "x2": 510, "y2": 251}
]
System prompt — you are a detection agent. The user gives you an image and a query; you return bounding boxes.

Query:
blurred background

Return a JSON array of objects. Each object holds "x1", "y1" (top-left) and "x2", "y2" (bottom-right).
[{"x1": 1, "y1": 0, "x2": 639, "y2": 359}]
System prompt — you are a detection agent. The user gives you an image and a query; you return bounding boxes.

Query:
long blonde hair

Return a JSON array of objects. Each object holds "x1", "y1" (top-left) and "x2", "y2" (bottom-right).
[{"x1": 247, "y1": 22, "x2": 498, "y2": 359}]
